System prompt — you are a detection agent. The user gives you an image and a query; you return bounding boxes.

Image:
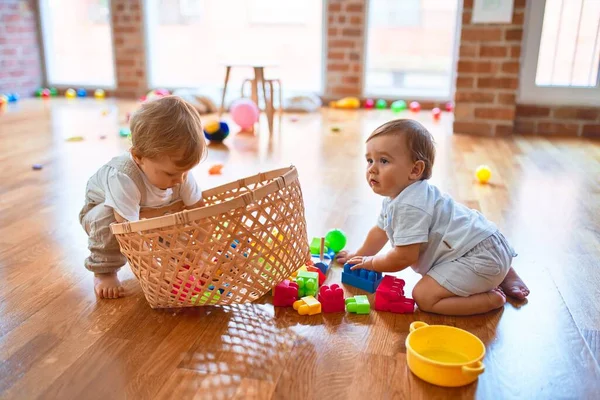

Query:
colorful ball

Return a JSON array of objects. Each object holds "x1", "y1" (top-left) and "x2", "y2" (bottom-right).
[
  {"x1": 364, "y1": 99, "x2": 375, "y2": 109},
  {"x1": 0, "y1": 94, "x2": 8, "y2": 105},
  {"x1": 325, "y1": 229, "x2": 347, "y2": 253},
  {"x1": 391, "y1": 100, "x2": 407, "y2": 113},
  {"x1": 41, "y1": 89, "x2": 51, "y2": 98},
  {"x1": 50, "y1": 87, "x2": 58, "y2": 96},
  {"x1": 119, "y1": 128, "x2": 131, "y2": 137},
  {"x1": 445, "y1": 101, "x2": 454, "y2": 112},
  {"x1": 146, "y1": 88, "x2": 170, "y2": 102},
  {"x1": 203, "y1": 121, "x2": 230, "y2": 142},
  {"x1": 35, "y1": 88, "x2": 44, "y2": 97},
  {"x1": 7, "y1": 93, "x2": 19, "y2": 102},
  {"x1": 230, "y1": 99, "x2": 259, "y2": 130},
  {"x1": 409, "y1": 101, "x2": 421, "y2": 112},
  {"x1": 475, "y1": 165, "x2": 492, "y2": 184},
  {"x1": 432, "y1": 107, "x2": 441, "y2": 121},
  {"x1": 65, "y1": 88, "x2": 77, "y2": 99},
  {"x1": 375, "y1": 99, "x2": 387, "y2": 109},
  {"x1": 94, "y1": 89, "x2": 106, "y2": 99},
  {"x1": 77, "y1": 88, "x2": 87, "y2": 97}
]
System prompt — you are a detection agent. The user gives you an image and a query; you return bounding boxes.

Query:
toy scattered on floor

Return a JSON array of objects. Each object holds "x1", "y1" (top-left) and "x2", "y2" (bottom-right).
[
  {"x1": 391, "y1": 100, "x2": 407, "y2": 113},
  {"x1": 77, "y1": 88, "x2": 87, "y2": 97},
  {"x1": 32, "y1": 164, "x2": 43, "y2": 170},
  {"x1": 0, "y1": 94, "x2": 7, "y2": 105},
  {"x1": 289, "y1": 265, "x2": 308, "y2": 281},
  {"x1": 230, "y1": 98, "x2": 259, "y2": 131},
  {"x1": 49, "y1": 87, "x2": 58, "y2": 96},
  {"x1": 208, "y1": 163, "x2": 223, "y2": 175},
  {"x1": 375, "y1": 99, "x2": 387, "y2": 109},
  {"x1": 7, "y1": 93, "x2": 19, "y2": 102},
  {"x1": 66, "y1": 136, "x2": 84, "y2": 142},
  {"x1": 475, "y1": 165, "x2": 492, "y2": 184},
  {"x1": 331, "y1": 126, "x2": 341, "y2": 133},
  {"x1": 346, "y1": 295, "x2": 370, "y2": 314},
  {"x1": 409, "y1": 101, "x2": 421, "y2": 112},
  {"x1": 171, "y1": 274, "x2": 202, "y2": 302},
  {"x1": 329, "y1": 97, "x2": 360, "y2": 109},
  {"x1": 325, "y1": 229, "x2": 347, "y2": 253},
  {"x1": 35, "y1": 88, "x2": 43, "y2": 97},
  {"x1": 432, "y1": 107, "x2": 442, "y2": 121},
  {"x1": 445, "y1": 101, "x2": 454, "y2": 112},
  {"x1": 94, "y1": 89, "x2": 106, "y2": 99},
  {"x1": 364, "y1": 98, "x2": 375, "y2": 109},
  {"x1": 65, "y1": 88, "x2": 77, "y2": 99},
  {"x1": 342, "y1": 263, "x2": 383, "y2": 293},
  {"x1": 318, "y1": 284, "x2": 345, "y2": 313},
  {"x1": 296, "y1": 270, "x2": 319, "y2": 297},
  {"x1": 119, "y1": 128, "x2": 131, "y2": 137},
  {"x1": 203, "y1": 120, "x2": 230, "y2": 142},
  {"x1": 41, "y1": 89, "x2": 51, "y2": 98},
  {"x1": 306, "y1": 265, "x2": 326, "y2": 286},
  {"x1": 101, "y1": 109, "x2": 110, "y2": 116},
  {"x1": 143, "y1": 88, "x2": 170, "y2": 102},
  {"x1": 273, "y1": 279, "x2": 299, "y2": 307},
  {"x1": 293, "y1": 296, "x2": 322, "y2": 315},
  {"x1": 374, "y1": 276, "x2": 415, "y2": 313}
]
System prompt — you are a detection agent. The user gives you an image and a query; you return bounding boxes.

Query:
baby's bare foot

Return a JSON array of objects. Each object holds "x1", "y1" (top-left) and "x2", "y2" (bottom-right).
[
  {"x1": 487, "y1": 288, "x2": 507, "y2": 309},
  {"x1": 500, "y1": 267, "x2": 530, "y2": 300},
  {"x1": 94, "y1": 272, "x2": 124, "y2": 299}
]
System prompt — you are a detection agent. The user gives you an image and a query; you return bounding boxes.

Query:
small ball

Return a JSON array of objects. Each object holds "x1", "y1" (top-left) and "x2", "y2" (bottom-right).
[
  {"x1": 445, "y1": 101, "x2": 454, "y2": 112},
  {"x1": 65, "y1": 88, "x2": 77, "y2": 98},
  {"x1": 41, "y1": 89, "x2": 51, "y2": 98},
  {"x1": 203, "y1": 121, "x2": 230, "y2": 142},
  {"x1": 475, "y1": 165, "x2": 492, "y2": 184},
  {"x1": 49, "y1": 87, "x2": 58, "y2": 96},
  {"x1": 94, "y1": 89, "x2": 106, "y2": 99},
  {"x1": 364, "y1": 99, "x2": 375, "y2": 109},
  {"x1": 375, "y1": 99, "x2": 387, "y2": 109},
  {"x1": 204, "y1": 120, "x2": 221, "y2": 134},
  {"x1": 391, "y1": 100, "x2": 407, "y2": 113},
  {"x1": 35, "y1": 88, "x2": 43, "y2": 97},
  {"x1": 409, "y1": 101, "x2": 421, "y2": 112},
  {"x1": 432, "y1": 107, "x2": 441, "y2": 121},
  {"x1": 76, "y1": 88, "x2": 87, "y2": 97},
  {"x1": 7, "y1": 93, "x2": 19, "y2": 102},
  {"x1": 119, "y1": 128, "x2": 131, "y2": 137},
  {"x1": 325, "y1": 229, "x2": 347, "y2": 253}
]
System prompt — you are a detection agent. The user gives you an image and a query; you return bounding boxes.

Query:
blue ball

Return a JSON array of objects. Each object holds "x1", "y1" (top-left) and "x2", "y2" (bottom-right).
[
  {"x1": 77, "y1": 88, "x2": 87, "y2": 97},
  {"x1": 203, "y1": 121, "x2": 230, "y2": 142},
  {"x1": 7, "y1": 93, "x2": 19, "y2": 102}
]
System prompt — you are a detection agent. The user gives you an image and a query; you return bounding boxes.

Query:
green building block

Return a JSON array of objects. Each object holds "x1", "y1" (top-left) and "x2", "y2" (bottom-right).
[
  {"x1": 310, "y1": 237, "x2": 330, "y2": 255},
  {"x1": 346, "y1": 295, "x2": 370, "y2": 314},
  {"x1": 296, "y1": 270, "x2": 318, "y2": 297}
]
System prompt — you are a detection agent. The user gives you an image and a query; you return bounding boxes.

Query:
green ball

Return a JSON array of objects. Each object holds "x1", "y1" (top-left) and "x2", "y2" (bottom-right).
[
  {"x1": 35, "y1": 88, "x2": 43, "y2": 97},
  {"x1": 119, "y1": 128, "x2": 131, "y2": 137},
  {"x1": 49, "y1": 87, "x2": 58, "y2": 96},
  {"x1": 325, "y1": 229, "x2": 347, "y2": 253},
  {"x1": 375, "y1": 99, "x2": 387, "y2": 109},
  {"x1": 391, "y1": 100, "x2": 407, "y2": 113}
]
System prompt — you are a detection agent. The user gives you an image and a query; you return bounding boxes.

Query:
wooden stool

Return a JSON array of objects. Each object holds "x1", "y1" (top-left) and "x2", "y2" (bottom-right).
[{"x1": 242, "y1": 78, "x2": 282, "y2": 115}]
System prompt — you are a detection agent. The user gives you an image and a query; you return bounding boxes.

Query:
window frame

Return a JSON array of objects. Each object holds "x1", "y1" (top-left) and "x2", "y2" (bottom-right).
[{"x1": 519, "y1": 0, "x2": 600, "y2": 106}]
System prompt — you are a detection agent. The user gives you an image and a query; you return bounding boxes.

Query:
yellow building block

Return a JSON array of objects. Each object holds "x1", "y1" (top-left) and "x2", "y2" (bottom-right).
[{"x1": 293, "y1": 296, "x2": 322, "y2": 315}]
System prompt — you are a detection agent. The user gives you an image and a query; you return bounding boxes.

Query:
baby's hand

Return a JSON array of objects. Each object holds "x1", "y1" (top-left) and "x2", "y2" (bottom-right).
[
  {"x1": 347, "y1": 255, "x2": 375, "y2": 271},
  {"x1": 336, "y1": 250, "x2": 354, "y2": 264}
]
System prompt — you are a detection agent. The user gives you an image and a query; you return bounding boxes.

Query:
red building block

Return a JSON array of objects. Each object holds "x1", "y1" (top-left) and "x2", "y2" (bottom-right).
[
  {"x1": 374, "y1": 276, "x2": 415, "y2": 313},
  {"x1": 273, "y1": 279, "x2": 299, "y2": 307},
  {"x1": 306, "y1": 265, "x2": 326, "y2": 286},
  {"x1": 317, "y1": 284, "x2": 345, "y2": 313}
]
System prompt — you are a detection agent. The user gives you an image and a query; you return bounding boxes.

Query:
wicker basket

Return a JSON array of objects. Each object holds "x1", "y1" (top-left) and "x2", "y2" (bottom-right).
[{"x1": 110, "y1": 166, "x2": 310, "y2": 308}]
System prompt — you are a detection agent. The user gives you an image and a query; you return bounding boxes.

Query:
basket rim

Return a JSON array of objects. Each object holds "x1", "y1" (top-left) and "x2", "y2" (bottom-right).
[{"x1": 110, "y1": 165, "x2": 298, "y2": 234}]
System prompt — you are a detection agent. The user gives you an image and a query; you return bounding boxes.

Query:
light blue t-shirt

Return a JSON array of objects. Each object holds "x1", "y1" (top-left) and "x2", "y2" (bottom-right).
[{"x1": 377, "y1": 180, "x2": 497, "y2": 275}]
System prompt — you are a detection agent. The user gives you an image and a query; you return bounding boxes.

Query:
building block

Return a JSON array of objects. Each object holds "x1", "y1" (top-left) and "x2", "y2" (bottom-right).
[
  {"x1": 311, "y1": 255, "x2": 331, "y2": 275},
  {"x1": 345, "y1": 295, "x2": 370, "y2": 314},
  {"x1": 293, "y1": 296, "x2": 322, "y2": 315},
  {"x1": 318, "y1": 284, "x2": 345, "y2": 313},
  {"x1": 273, "y1": 279, "x2": 299, "y2": 307},
  {"x1": 310, "y1": 237, "x2": 329, "y2": 255},
  {"x1": 341, "y1": 263, "x2": 383, "y2": 293},
  {"x1": 289, "y1": 265, "x2": 308, "y2": 281},
  {"x1": 374, "y1": 276, "x2": 415, "y2": 313},
  {"x1": 306, "y1": 265, "x2": 326, "y2": 286},
  {"x1": 296, "y1": 270, "x2": 319, "y2": 297}
]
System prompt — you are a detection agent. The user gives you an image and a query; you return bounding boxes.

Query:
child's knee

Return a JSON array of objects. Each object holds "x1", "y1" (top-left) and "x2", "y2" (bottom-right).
[{"x1": 412, "y1": 282, "x2": 436, "y2": 312}]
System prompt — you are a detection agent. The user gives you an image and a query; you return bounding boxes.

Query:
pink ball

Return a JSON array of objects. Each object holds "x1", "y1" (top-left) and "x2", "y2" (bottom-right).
[
  {"x1": 409, "y1": 101, "x2": 421, "y2": 112},
  {"x1": 364, "y1": 98, "x2": 375, "y2": 109},
  {"x1": 230, "y1": 99, "x2": 259, "y2": 129},
  {"x1": 432, "y1": 107, "x2": 441, "y2": 121},
  {"x1": 445, "y1": 101, "x2": 454, "y2": 112}
]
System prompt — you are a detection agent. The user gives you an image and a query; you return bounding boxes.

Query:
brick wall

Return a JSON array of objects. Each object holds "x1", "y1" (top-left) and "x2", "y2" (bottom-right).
[
  {"x1": 0, "y1": 0, "x2": 42, "y2": 97},
  {"x1": 110, "y1": 0, "x2": 147, "y2": 98},
  {"x1": 515, "y1": 105, "x2": 600, "y2": 138},
  {"x1": 453, "y1": 0, "x2": 526, "y2": 136},
  {"x1": 325, "y1": 0, "x2": 366, "y2": 99}
]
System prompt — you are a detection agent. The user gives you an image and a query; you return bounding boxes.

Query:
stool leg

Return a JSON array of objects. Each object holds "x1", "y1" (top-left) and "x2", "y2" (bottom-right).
[
  {"x1": 257, "y1": 68, "x2": 274, "y2": 135},
  {"x1": 219, "y1": 66, "x2": 231, "y2": 117}
]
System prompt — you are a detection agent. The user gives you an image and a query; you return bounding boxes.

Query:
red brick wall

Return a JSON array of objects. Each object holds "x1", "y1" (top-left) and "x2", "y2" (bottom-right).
[
  {"x1": 0, "y1": 0, "x2": 42, "y2": 97},
  {"x1": 453, "y1": 0, "x2": 526, "y2": 136},
  {"x1": 325, "y1": 0, "x2": 366, "y2": 99},
  {"x1": 110, "y1": 0, "x2": 147, "y2": 98},
  {"x1": 515, "y1": 105, "x2": 600, "y2": 138}
]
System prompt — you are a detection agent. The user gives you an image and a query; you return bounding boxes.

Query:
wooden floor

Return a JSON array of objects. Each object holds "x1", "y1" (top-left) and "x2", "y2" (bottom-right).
[{"x1": 1, "y1": 99, "x2": 600, "y2": 399}]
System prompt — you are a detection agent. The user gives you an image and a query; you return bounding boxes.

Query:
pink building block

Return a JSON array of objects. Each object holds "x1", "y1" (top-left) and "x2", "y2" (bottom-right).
[
  {"x1": 317, "y1": 284, "x2": 345, "y2": 313},
  {"x1": 374, "y1": 276, "x2": 415, "y2": 313},
  {"x1": 273, "y1": 279, "x2": 299, "y2": 307}
]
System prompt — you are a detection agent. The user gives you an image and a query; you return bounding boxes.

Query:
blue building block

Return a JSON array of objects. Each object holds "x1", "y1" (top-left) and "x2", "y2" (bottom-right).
[
  {"x1": 311, "y1": 255, "x2": 331, "y2": 274},
  {"x1": 341, "y1": 263, "x2": 383, "y2": 293}
]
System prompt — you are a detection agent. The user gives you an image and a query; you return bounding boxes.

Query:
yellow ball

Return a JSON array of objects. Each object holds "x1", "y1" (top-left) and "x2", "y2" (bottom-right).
[
  {"x1": 204, "y1": 120, "x2": 220, "y2": 134},
  {"x1": 94, "y1": 89, "x2": 106, "y2": 99},
  {"x1": 475, "y1": 165, "x2": 492, "y2": 184},
  {"x1": 65, "y1": 88, "x2": 76, "y2": 99}
]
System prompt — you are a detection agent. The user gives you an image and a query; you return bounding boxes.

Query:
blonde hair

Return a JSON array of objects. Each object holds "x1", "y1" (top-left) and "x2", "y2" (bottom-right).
[
  {"x1": 367, "y1": 119, "x2": 436, "y2": 180},
  {"x1": 130, "y1": 96, "x2": 207, "y2": 169}
]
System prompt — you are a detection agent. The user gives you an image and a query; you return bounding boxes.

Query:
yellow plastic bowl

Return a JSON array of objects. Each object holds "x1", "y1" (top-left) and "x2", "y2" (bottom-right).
[{"x1": 406, "y1": 321, "x2": 486, "y2": 387}]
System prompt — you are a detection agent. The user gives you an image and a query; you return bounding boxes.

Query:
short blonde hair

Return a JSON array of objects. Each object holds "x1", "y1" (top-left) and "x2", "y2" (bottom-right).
[
  {"x1": 367, "y1": 119, "x2": 436, "y2": 180},
  {"x1": 130, "y1": 96, "x2": 207, "y2": 169}
]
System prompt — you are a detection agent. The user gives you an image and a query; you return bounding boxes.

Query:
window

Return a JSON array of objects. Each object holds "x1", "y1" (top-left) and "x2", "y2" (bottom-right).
[
  {"x1": 520, "y1": 0, "x2": 600, "y2": 105},
  {"x1": 39, "y1": 0, "x2": 116, "y2": 87},
  {"x1": 364, "y1": 0, "x2": 460, "y2": 99},
  {"x1": 145, "y1": 0, "x2": 323, "y2": 100}
]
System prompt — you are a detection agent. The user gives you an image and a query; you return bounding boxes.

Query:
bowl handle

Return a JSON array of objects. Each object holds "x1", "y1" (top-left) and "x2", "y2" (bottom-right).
[
  {"x1": 409, "y1": 321, "x2": 429, "y2": 333},
  {"x1": 462, "y1": 361, "x2": 485, "y2": 377}
]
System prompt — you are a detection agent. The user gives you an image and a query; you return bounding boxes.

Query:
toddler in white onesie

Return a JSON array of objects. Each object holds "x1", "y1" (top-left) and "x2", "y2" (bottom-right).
[
  {"x1": 79, "y1": 96, "x2": 207, "y2": 299},
  {"x1": 337, "y1": 119, "x2": 530, "y2": 316}
]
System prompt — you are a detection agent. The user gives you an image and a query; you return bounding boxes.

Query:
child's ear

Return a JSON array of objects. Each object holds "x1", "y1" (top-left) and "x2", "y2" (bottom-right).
[
  {"x1": 410, "y1": 160, "x2": 425, "y2": 180},
  {"x1": 130, "y1": 148, "x2": 143, "y2": 164}
]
